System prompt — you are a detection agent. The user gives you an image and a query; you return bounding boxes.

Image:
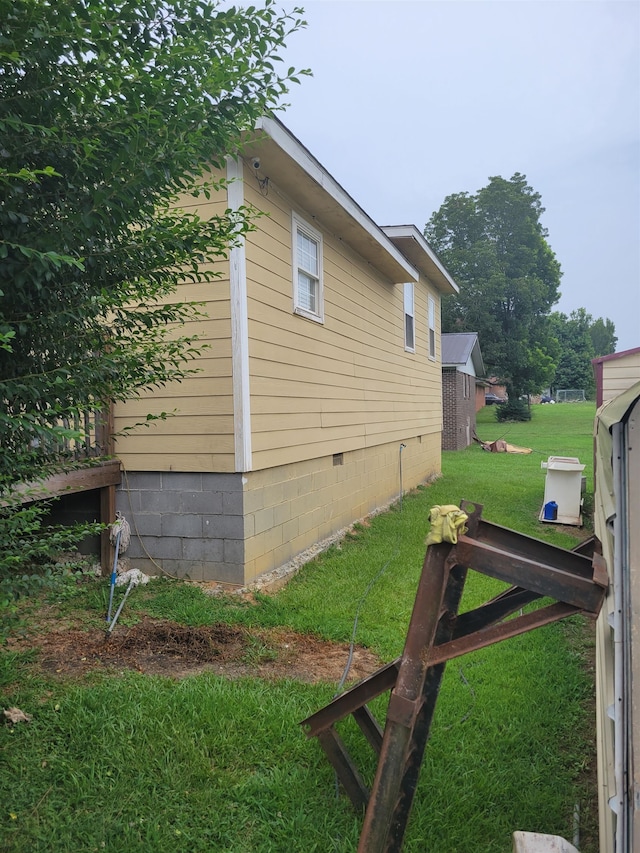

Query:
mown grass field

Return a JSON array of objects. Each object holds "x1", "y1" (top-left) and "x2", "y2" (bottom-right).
[{"x1": 0, "y1": 402, "x2": 599, "y2": 852}]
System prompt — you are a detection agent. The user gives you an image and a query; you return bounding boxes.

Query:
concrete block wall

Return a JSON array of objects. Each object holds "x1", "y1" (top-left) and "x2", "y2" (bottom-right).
[
  {"x1": 116, "y1": 434, "x2": 441, "y2": 586},
  {"x1": 242, "y1": 434, "x2": 440, "y2": 582},
  {"x1": 116, "y1": 472, "x2": 245, "y2": 583}
]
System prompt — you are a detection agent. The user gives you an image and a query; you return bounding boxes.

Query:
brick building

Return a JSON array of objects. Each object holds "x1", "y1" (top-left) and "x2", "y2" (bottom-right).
[{"x1": 441, "y1": 333, "x2": 485, "y2": 451}]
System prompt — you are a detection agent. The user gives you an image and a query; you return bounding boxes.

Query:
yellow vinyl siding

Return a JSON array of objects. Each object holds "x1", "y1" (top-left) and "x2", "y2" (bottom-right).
[
  {"x1": 115, "y1": 414, "x2": 234, "y2": 435},
  {"x1": 119, "y1": 392, "x2": 233, "y2": 418},
  {"x1": 113, "y1": 185, "x2": 237, "y2": 472},
  {"x1": 117, "y1": 451, "x2": 233, "y2": 472},
  {"x1": 244, "y1": 171, "x2": 442, "y2": 470},
  {"x1": 115, "y1": 159, "x2": 444, "y2": 476}
]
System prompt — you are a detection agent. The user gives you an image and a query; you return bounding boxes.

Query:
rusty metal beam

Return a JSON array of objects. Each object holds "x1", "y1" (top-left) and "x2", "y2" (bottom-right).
[
  {"x1": 357, "y1": 542, "x2": 453, "y2": 853},
  {"x1": 452, "y1": 585, "x2": 542, "y2": 638},
  {"x1": 353, "y1": 705, "x2": 384, "y2": 755},
  {"x1": 317, "y1": 727, "x2": 369, "y2": 811},
  {"x1": 302, "y1": 502, "x2": 608, "y2": 853},
  {"x1": 302, "y1": 660, "x2": 399, "y2": 737},
  {"x1": 302, "y1": 585, "x2": 544, "y2": 742},
  {"x1": 386, "y1": 562, "x2": 470, "y2": 852},
  {"x1": 428, "y1": 601, "x2": 580, "y2": 667},
  {"x1": 468, "y1": 511, "x2": 596, "y2": 581},
  {"x1": 450, "y1": 535, "x2": 604, "y2": 613},
  {"x1": 388, "y1": 663, "x2": 446, "y2": 851}
]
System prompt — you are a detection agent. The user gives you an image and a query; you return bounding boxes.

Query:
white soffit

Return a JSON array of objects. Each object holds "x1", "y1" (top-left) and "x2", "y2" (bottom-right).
[
  {"x1": 381, "y1": 225, "x2": 459, "y2": 295},
  {"x1": 243, "y1": 117, "x2": 419, "y2": 284}
]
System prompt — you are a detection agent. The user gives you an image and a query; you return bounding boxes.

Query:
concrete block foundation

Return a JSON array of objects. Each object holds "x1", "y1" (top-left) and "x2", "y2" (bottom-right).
[{"x1": 116, "y1": 436, "x2": 441, "y2": 585}]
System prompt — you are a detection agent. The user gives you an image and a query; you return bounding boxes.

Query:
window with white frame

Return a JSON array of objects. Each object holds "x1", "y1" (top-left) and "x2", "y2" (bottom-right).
[
  {"x1": 292, "y1": 213, "x2": 323, "y2": 322},
  {"x1": 404, "y1": 282, "x2": 415, "y2": 352},
  {"x1": 428, "y1": 295, "x2": 436, "y2": 359}
]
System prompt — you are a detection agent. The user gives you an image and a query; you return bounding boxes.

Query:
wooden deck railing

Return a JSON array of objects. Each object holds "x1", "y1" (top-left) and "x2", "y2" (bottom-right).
[
  {"x1": 38, "y1": 405, "x2": 114, "y2": 461},
  {"x1": 9, "y1": 403, "x2": 121, "y2": 574},
  {"x1": 12, "y1": 403, "x2": 120, "y2": 504}
]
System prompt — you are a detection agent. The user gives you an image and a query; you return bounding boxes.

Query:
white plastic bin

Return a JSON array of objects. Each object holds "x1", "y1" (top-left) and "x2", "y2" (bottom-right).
[{"x1": 540, "y1": 456, "x2": 585, "y2": 526}]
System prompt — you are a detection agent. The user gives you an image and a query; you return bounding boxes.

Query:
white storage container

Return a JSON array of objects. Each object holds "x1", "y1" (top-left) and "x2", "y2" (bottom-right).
[{"x1": 539, "y1": 456, "x2": 585, "y2": 526}]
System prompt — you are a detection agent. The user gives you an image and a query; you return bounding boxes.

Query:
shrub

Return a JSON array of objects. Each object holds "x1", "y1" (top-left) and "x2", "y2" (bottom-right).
[
  {"x1": 0, "y1": 500, "x2": 101, "y2": 639},
  {"x1": 495, "y1": 398, "x2": 532, "y2": 422}
]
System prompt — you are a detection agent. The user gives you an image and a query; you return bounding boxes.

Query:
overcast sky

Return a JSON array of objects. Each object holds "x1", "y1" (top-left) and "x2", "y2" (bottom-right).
[{"x1": 272, "y1": 0, "x2": 639, "y2": 352}]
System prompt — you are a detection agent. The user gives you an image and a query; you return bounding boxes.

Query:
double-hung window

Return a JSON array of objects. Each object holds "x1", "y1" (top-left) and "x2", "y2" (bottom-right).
[
  {"x1": 404, "y1": 283, "x2": 415, "y2": 352},
  {"x1": 428, "y1": 295, "x2": 436, "y2": 359},
  {"x1": 293, "y1": 213, "x2": 323, "y2": 323}
]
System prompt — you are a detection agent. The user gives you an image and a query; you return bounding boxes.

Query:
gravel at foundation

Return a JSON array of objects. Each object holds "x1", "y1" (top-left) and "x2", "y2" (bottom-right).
[{"x1": 234, "y1": 501, "x2": 397, "y2": 595}]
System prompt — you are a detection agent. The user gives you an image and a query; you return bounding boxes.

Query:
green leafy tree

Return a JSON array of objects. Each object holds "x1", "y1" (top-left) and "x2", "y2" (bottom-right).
[
  {"x1": 549, "y1": 309, "x2": 613, "y2": 398},
  {"x1": 589, "y1": 316, "x2": 618, "y2": 357},
  {"x1": 0, "y1": 0, "x2": 307, "y2": 492},
  {"x1": 425, "y1": 173, "x2": 562, "y2": 401},
  {"x1": 549, "y1": 309, "x2": 595, "y2": 394},
  {"x1": 0, "y1": 0, "x2": 307, "y2": 620}
]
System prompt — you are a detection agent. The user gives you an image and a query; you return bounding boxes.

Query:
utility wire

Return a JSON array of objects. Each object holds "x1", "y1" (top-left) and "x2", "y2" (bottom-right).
[{"x1": 334, "y1": 542, "x2": 401, "y2": 696}]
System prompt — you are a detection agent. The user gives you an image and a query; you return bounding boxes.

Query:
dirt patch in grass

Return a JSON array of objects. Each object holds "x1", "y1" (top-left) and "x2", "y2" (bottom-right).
[{"x1": 5, "y1": 617, "x2": 383, "y2": 684}]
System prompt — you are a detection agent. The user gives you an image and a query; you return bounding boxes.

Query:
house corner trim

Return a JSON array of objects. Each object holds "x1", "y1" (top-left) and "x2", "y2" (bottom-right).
[{"x1": 226, "y1": 156, "x2": 252, "y2": 472}]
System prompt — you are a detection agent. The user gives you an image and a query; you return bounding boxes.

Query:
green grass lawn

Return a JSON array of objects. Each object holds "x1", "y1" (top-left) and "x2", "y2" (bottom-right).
[{"x1": 0, "y1": 403, "x2": 599, "y2": 852}]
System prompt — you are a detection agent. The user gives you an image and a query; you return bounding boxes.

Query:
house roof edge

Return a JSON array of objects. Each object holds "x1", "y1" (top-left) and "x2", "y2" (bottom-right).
[
  {"x1": 249, "y1": 116, "x2": 420, "y2": 284},
  {"x1": 380, "y1": 225, "x2": 459, "y2": 295}
]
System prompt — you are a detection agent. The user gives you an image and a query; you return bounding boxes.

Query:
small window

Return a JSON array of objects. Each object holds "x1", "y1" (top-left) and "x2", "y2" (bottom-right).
[
  {"x1": 404, "y1": 283, "x2": 415, "y2": 352},
  {"x1": 428, "y1": 295, "x2": 436, "y2": 359},
  {"x1": 293, "y1": 213, "x2": 323, "y2": 323}
]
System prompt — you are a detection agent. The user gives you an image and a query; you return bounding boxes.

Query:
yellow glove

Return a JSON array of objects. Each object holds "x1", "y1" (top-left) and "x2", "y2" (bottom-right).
[{"x1": 426, "y1": 505, "x2": 468, "y2": 545}]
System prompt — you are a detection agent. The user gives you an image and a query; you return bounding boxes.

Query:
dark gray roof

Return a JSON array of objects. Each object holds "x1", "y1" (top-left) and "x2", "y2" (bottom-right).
[{"x1": 441, "y1": 333, "x2": 485, "y2": 376}]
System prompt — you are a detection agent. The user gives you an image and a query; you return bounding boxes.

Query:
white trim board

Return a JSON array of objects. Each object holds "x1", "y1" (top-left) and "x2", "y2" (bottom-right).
[{"x1": 226, "y1": 156, "x2": 252, "y2": 472}]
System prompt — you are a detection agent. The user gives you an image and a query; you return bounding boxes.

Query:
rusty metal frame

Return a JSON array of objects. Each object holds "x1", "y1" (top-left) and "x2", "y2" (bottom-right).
[{"x1": 300, "y1": 501, "x2": 607, "y2": 852}]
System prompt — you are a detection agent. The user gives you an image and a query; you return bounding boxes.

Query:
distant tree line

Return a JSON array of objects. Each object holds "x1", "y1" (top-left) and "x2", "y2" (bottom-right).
[
  {"x1": 549, "y1": 309, "x2": 617, "y2": 398},
  {"x1": 425, "y1": 174, "x2": 617, "y2": 406}
]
